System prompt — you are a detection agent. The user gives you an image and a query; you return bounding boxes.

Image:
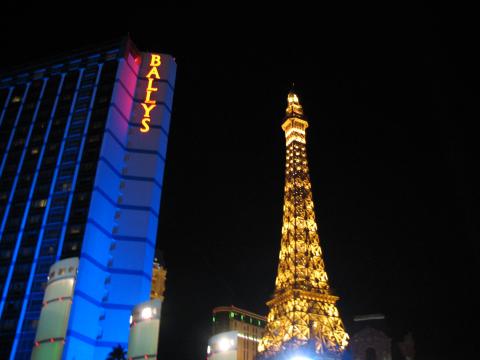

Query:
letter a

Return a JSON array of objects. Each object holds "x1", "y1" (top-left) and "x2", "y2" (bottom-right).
[
  {"x1": 146, "y1": 66, "x2": 160, "y2": 79},
  {"x1": 150, "y1": 54, "x2": 161, "y2": 67}
]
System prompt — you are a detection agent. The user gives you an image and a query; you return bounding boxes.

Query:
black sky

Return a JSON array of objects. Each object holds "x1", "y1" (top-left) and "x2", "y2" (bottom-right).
[{"x1": 1, "y1": 3, "x2": 478, "y2": 359}]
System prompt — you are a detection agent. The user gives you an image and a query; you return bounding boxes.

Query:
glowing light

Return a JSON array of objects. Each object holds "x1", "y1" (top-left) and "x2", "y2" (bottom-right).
[
  {"x1": 129, "y1": 315, "x2": 133, "y2": 325},
  {"x1": 207, "y1": 345, "x2": 211, "y2": 354},
  {"x1": 140, "y1": 53, "x2": 162, "y2": 133},
  {"x1": 237, "y1": 333, "x2": 260, "y2": 343},
  {"x1": 217, "y1": 338, "x2": 233, "y2": 352},
  {"x1": 258, "y1": 91, "x2": 349, "y2": 357},
  {"x1": 141, "y1": 307, "x2": 152, "y2": 320}
]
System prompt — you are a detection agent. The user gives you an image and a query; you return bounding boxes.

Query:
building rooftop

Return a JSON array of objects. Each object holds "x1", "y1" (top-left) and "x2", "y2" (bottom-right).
[{"x1": 213, "y1": 305, "x2": 266, "y2": 321}]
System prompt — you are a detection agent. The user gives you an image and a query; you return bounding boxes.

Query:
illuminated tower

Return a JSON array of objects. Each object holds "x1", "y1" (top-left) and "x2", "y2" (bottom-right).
[{"x1": 258, "y1": 91, "x2": 349, "y2": 360}]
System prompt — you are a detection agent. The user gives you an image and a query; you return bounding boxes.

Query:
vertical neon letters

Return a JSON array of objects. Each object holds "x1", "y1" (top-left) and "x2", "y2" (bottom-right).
[{"x1": 140, "y1": 54, "x2": 161, "y2": 133}]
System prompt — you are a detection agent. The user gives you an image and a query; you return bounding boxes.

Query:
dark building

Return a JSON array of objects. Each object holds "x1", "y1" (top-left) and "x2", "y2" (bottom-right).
[
  {"x1": 347, "y1": 314, "x2": 415, "y2": 360},
  {"x1": 0, "y1": 37, "x2": 176, "y2": 359}
]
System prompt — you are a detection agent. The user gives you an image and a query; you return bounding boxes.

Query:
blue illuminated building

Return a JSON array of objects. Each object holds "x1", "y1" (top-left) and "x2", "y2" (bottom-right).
[{"x1": 0, "y1": 37, "x2": 176, "y2": 359}]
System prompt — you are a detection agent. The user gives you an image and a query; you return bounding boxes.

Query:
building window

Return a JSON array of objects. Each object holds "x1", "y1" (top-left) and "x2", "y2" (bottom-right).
[
  {"x1": 29, "y1": 215, "x2": 42, "y2": 224},
  {"x1": 22, "y1": 247, "x2": 34, "y2": 257},
  {"x1": 1, "y1": 250, "x2": 12, "y2": 259},
  {"x1": 34, "y1": 199, "x2": 47, "y2": 208},
  {"x1": 13, "y1": 138, "x2": 25, "y2": 146},
  {"x1": 69, "y1": 225, "x2": 82, "y2": 234},
  {"x1": 366, "y1": 348, "x2": 377, "y2": 360},
  {"x1": 30, "y1": 319, "x2": 39, "y2": 329},
  {"x1": 12, "y1": 282, "x2": 25, "y2": 291}
]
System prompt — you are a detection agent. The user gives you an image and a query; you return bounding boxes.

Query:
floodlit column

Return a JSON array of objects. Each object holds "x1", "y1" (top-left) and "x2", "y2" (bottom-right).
[
  {"x1": 31, "y1": 258, "x2": 78, "y2": 360},
  {"x1": 127, "y1": 299, "x2": 162, "y2": 360}
]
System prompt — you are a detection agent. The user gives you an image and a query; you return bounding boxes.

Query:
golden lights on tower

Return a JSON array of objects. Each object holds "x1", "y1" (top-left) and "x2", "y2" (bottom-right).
[{"x1": 258, "y1": 91, "x2": 349, "y2": 359}]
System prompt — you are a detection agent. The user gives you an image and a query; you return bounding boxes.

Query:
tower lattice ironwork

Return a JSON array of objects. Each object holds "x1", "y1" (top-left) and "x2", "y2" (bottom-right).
[{"x1": 258, "y1": 91, "x2": 349, "y2": 359}]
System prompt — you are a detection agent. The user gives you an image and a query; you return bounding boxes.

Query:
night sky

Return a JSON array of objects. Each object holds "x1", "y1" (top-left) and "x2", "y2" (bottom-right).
[{"x1": 1, "y1": 3, "x2": 478, "y2": 359}]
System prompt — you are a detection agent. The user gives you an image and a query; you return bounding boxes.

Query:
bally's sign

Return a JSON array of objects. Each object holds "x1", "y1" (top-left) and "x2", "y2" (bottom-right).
[{"x1": 140, "y1": 54, "x2": 161, "y2": 133}]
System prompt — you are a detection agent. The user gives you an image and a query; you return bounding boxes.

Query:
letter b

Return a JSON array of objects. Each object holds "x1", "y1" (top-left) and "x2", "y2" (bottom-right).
[{"x1": 150, "y1": 54, "x2": 161, "y2": 67}]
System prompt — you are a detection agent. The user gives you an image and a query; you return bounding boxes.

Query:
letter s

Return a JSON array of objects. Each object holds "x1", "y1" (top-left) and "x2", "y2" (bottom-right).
[{"x1": 140, "y1": 118, "x2": 151, "y2": 133}]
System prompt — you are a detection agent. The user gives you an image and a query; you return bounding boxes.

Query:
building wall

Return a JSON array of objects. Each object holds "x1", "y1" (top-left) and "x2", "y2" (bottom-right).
[
  {"x1": 210, "y1": 307, "x2": 266, "y2": 360},
  {"x1": 31, "y1": 257, "x2": 78, "y2": 360},
  {"x1": 350, "y1": 327, "x2": 392, "y2": 360},
  {"x1": 0, "y1": 52, "x2": 119, "y2": 358},
  {"x1": 63, "y1": 49, "x2": 176, "y2": 359},
  {"x1": 0, "y1": 38, "x2": 176, "y2": 359},
  {"x1": 127, "y1": 299, "x2": 162, "y2": 360}
]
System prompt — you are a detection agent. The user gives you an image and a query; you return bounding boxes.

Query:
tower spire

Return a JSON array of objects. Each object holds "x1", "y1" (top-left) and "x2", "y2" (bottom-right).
[
  {"x1": 285, "y1": 88, "x2": 304, "y2": 119},
  {"x1": 258, "y1": 91, "x2": 349, "y2": 359}
]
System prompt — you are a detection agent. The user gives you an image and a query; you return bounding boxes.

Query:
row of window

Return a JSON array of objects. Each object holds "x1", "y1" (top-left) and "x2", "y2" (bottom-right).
[
  {"x1": 0, "y1": 60, "x2": 117, "y2": 355},
  {"x1": 0, "y1": 49, "x2": 118, "y2": 90},
  {"x1": 213, "y1": 311, "x2": 266, "y2": 328},
  {"x1": 48, "y1": 265, "x2": 76, "y2": 280}
]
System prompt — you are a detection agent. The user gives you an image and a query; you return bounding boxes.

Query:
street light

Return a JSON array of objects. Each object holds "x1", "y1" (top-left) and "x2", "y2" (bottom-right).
[
  {"x1": 290, "y1": 356, "x2": 313, "y2": 360},
  {"x1": 217, "y1": 337, "x2": 234, "y2": 352},
  {"x1": 141, "y1": 307, "x2": 153, "y2": 320}
]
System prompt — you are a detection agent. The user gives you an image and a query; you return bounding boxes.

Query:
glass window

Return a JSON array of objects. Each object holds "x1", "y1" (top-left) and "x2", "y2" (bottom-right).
[
  {"x1": 69, "y1": 225, "x2": 82, "y2": 234},
  {"x1": 34, "y1": 199, "x2": 47, "y2": 208},
  {"x1": 366, "y1": 348, "x2": 377, "y2": 360},
  {"x1": 1, "y1": 250, "x2": 12, "y2": 259}
]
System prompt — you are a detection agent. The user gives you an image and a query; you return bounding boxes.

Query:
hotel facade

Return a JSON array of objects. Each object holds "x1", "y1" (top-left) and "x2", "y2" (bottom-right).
[
  {"x1": 207, "y1": 306, "x2": 266, "y2": 360},
  {"x1": 0, "y1": 37, "x2": 176, "y2": 359}
]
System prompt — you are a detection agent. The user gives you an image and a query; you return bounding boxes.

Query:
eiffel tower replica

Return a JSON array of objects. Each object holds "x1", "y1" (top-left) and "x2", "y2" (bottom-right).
[{"x1": 258, "y1": 91, "x2": 349, "y2": 360}]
